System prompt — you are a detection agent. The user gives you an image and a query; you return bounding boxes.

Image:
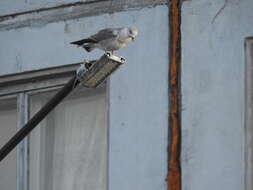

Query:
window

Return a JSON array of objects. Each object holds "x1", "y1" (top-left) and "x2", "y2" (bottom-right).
[
  {"x1": 0, "y1": 98, "x2": 17, "y2": 190},
  {"x1": 245, "y1": 37, "x2": 253, "y2": 190},
  {"x1": 0, "y1": 64, "x2": 107, "y2": 190}
]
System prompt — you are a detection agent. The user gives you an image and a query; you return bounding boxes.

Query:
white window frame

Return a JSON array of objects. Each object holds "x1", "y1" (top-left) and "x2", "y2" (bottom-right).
[{"x1": 0, "y1": 63, "x2": 107, "y2": 190}]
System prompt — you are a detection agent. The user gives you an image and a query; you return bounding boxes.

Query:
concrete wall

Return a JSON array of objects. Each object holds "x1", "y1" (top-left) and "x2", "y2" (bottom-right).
[
  {"x1": 2, "y1": 0, "x2": 253, "y2": 189},
  {"x1": 181, "y1": 0, "x2": 253, "y2": 189},
  {"x1": 0, "y1": 6, "x2": 168, "y2": 76},
  {"x1": 108, "y1": 7, "x2": 168, "y2": 189},
  {"x1": 0, "y1": 4, "x2": 169, "y2": 190}
]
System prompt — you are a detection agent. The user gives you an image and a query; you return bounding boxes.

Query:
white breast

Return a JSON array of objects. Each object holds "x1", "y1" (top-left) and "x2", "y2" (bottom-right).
[{"x1": 97, "y1": 37, "x2": 132, "y2": 51}]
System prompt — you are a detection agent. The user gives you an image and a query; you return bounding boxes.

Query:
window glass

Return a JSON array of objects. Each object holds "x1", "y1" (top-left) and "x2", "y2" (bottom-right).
[
  {"x1": 29, "y1": 87, "x2": 107, "y2": 190},
  {"x1": 0, "y1": 98, "x2": 17, "y2": 190}
]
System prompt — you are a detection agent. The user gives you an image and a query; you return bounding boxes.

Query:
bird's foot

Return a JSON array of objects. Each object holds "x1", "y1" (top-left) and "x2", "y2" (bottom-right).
[
  {"x1": 85, "y1": 62, "x2": 92, "y2": 70},
  {"x1": 105, "y1": 51, "x2": 114, "y2": 56},
  {"x1": 85, "y1": 60, "x2": 97, "y2": 70}
]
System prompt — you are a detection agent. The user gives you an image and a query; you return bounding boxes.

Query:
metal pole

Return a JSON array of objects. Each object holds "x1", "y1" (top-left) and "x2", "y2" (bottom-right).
[
  {"x1": 0, "y1": 76, "x2": 79, "y2": 162},
  {"x1": 0, "y1": 53, "x2": 125, "y2": 162}
]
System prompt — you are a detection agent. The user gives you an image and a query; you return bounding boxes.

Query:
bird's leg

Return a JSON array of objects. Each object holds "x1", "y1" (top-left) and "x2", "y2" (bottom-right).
[
  {"x1": 105, "y1": 51, "x2": 114, "y2": 56},
  {"x1": 85, "y1": 60, "x2": 95, "y2": 70}
]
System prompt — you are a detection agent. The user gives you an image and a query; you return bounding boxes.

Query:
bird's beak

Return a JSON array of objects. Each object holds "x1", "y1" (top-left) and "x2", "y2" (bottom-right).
[{"x1": 130, "y1": 36, "x2": 135, "y2": 41}]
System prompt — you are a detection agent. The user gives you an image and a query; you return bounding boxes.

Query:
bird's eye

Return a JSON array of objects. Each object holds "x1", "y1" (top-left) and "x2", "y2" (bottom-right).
[{"x1": 129, "y1": 30, "x2": 133, "y2": 34}]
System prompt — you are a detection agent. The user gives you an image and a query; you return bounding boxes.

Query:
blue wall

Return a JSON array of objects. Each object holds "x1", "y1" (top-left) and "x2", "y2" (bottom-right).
[
  {"x1": 108, "y1": 6, "x2": 169, "y2": 189},
  {"x1": 0, "y1": 5, "x2": 169, "y2": 190},
  {"x1": 181, "y1": 0, "x2": 253, "y2": 189}
]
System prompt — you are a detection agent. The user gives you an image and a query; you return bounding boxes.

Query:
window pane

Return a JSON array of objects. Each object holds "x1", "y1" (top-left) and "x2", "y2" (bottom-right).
[
  {"x1": 0, "y1": 98, "x2": 17, "y2": 190},
  {"x1": 29, "y1": 87, "x2": 107, "y2": 190}
]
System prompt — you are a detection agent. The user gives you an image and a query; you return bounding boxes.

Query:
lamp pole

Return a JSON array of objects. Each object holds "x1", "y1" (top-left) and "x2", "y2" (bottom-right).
[
  {"x1": 0, "y1": 76, "x2": 79, "y2": 162},
  {"x1": 0, "y1": 53, "x2": 125, "y2": 162}
]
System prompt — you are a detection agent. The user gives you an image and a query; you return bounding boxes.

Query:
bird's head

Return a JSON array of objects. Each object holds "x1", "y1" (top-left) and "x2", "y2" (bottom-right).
[
  {"x1": 128, "y1": 27, "x2": 138, "y2": 41},
  {"x1": 118, "y1": 27, "x2": 138, "y2": 44}
]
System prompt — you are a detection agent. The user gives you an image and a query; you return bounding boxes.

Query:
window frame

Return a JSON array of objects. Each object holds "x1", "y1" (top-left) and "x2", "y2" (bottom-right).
[
  {"x1": 0, "y1": 63, "x2": 106, "y2": 190},
  {"x1": 245, "y1": 37, "x2": 253, "y2": 190}
]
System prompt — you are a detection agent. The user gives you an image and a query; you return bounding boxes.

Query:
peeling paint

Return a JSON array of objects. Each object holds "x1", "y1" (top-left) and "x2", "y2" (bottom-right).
[
  {"x1": 15, "y1": 52, "x2": 23, "y2": 72},
  {"x1": 0, "y1": 0, "x2": 105, "y2": 19},
  {"x1": 0, "y1": 0, "x2": 167, "y2": 31},
  {"x1": 64, "y1": 23, "x2": 71, "y2": 33}
]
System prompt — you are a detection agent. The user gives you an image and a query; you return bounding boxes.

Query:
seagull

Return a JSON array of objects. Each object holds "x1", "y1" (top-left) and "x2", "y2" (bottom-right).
[{"x1": 70, "y1": 27, "x2": 138, "y2": 54}]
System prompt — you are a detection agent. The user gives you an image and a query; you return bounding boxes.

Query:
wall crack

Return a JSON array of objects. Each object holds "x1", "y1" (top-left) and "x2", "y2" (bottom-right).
[{"x1": 212, "y1": 0, "x2": 228, "y2": 24}]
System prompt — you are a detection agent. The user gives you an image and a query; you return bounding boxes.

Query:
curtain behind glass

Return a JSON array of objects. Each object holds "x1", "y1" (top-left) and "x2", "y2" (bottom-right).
[
  {"x1": 29, "y1": 88, "x2": 107, "y2": 190},
  {"x1": 0, "y1": 99, "x2": 17, "y2": 190}
]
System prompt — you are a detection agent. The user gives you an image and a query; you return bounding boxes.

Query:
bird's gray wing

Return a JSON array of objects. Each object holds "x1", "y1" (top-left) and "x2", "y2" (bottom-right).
[{"x1": 89, "y1": 28, "x2": 120, "y2": 42}]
